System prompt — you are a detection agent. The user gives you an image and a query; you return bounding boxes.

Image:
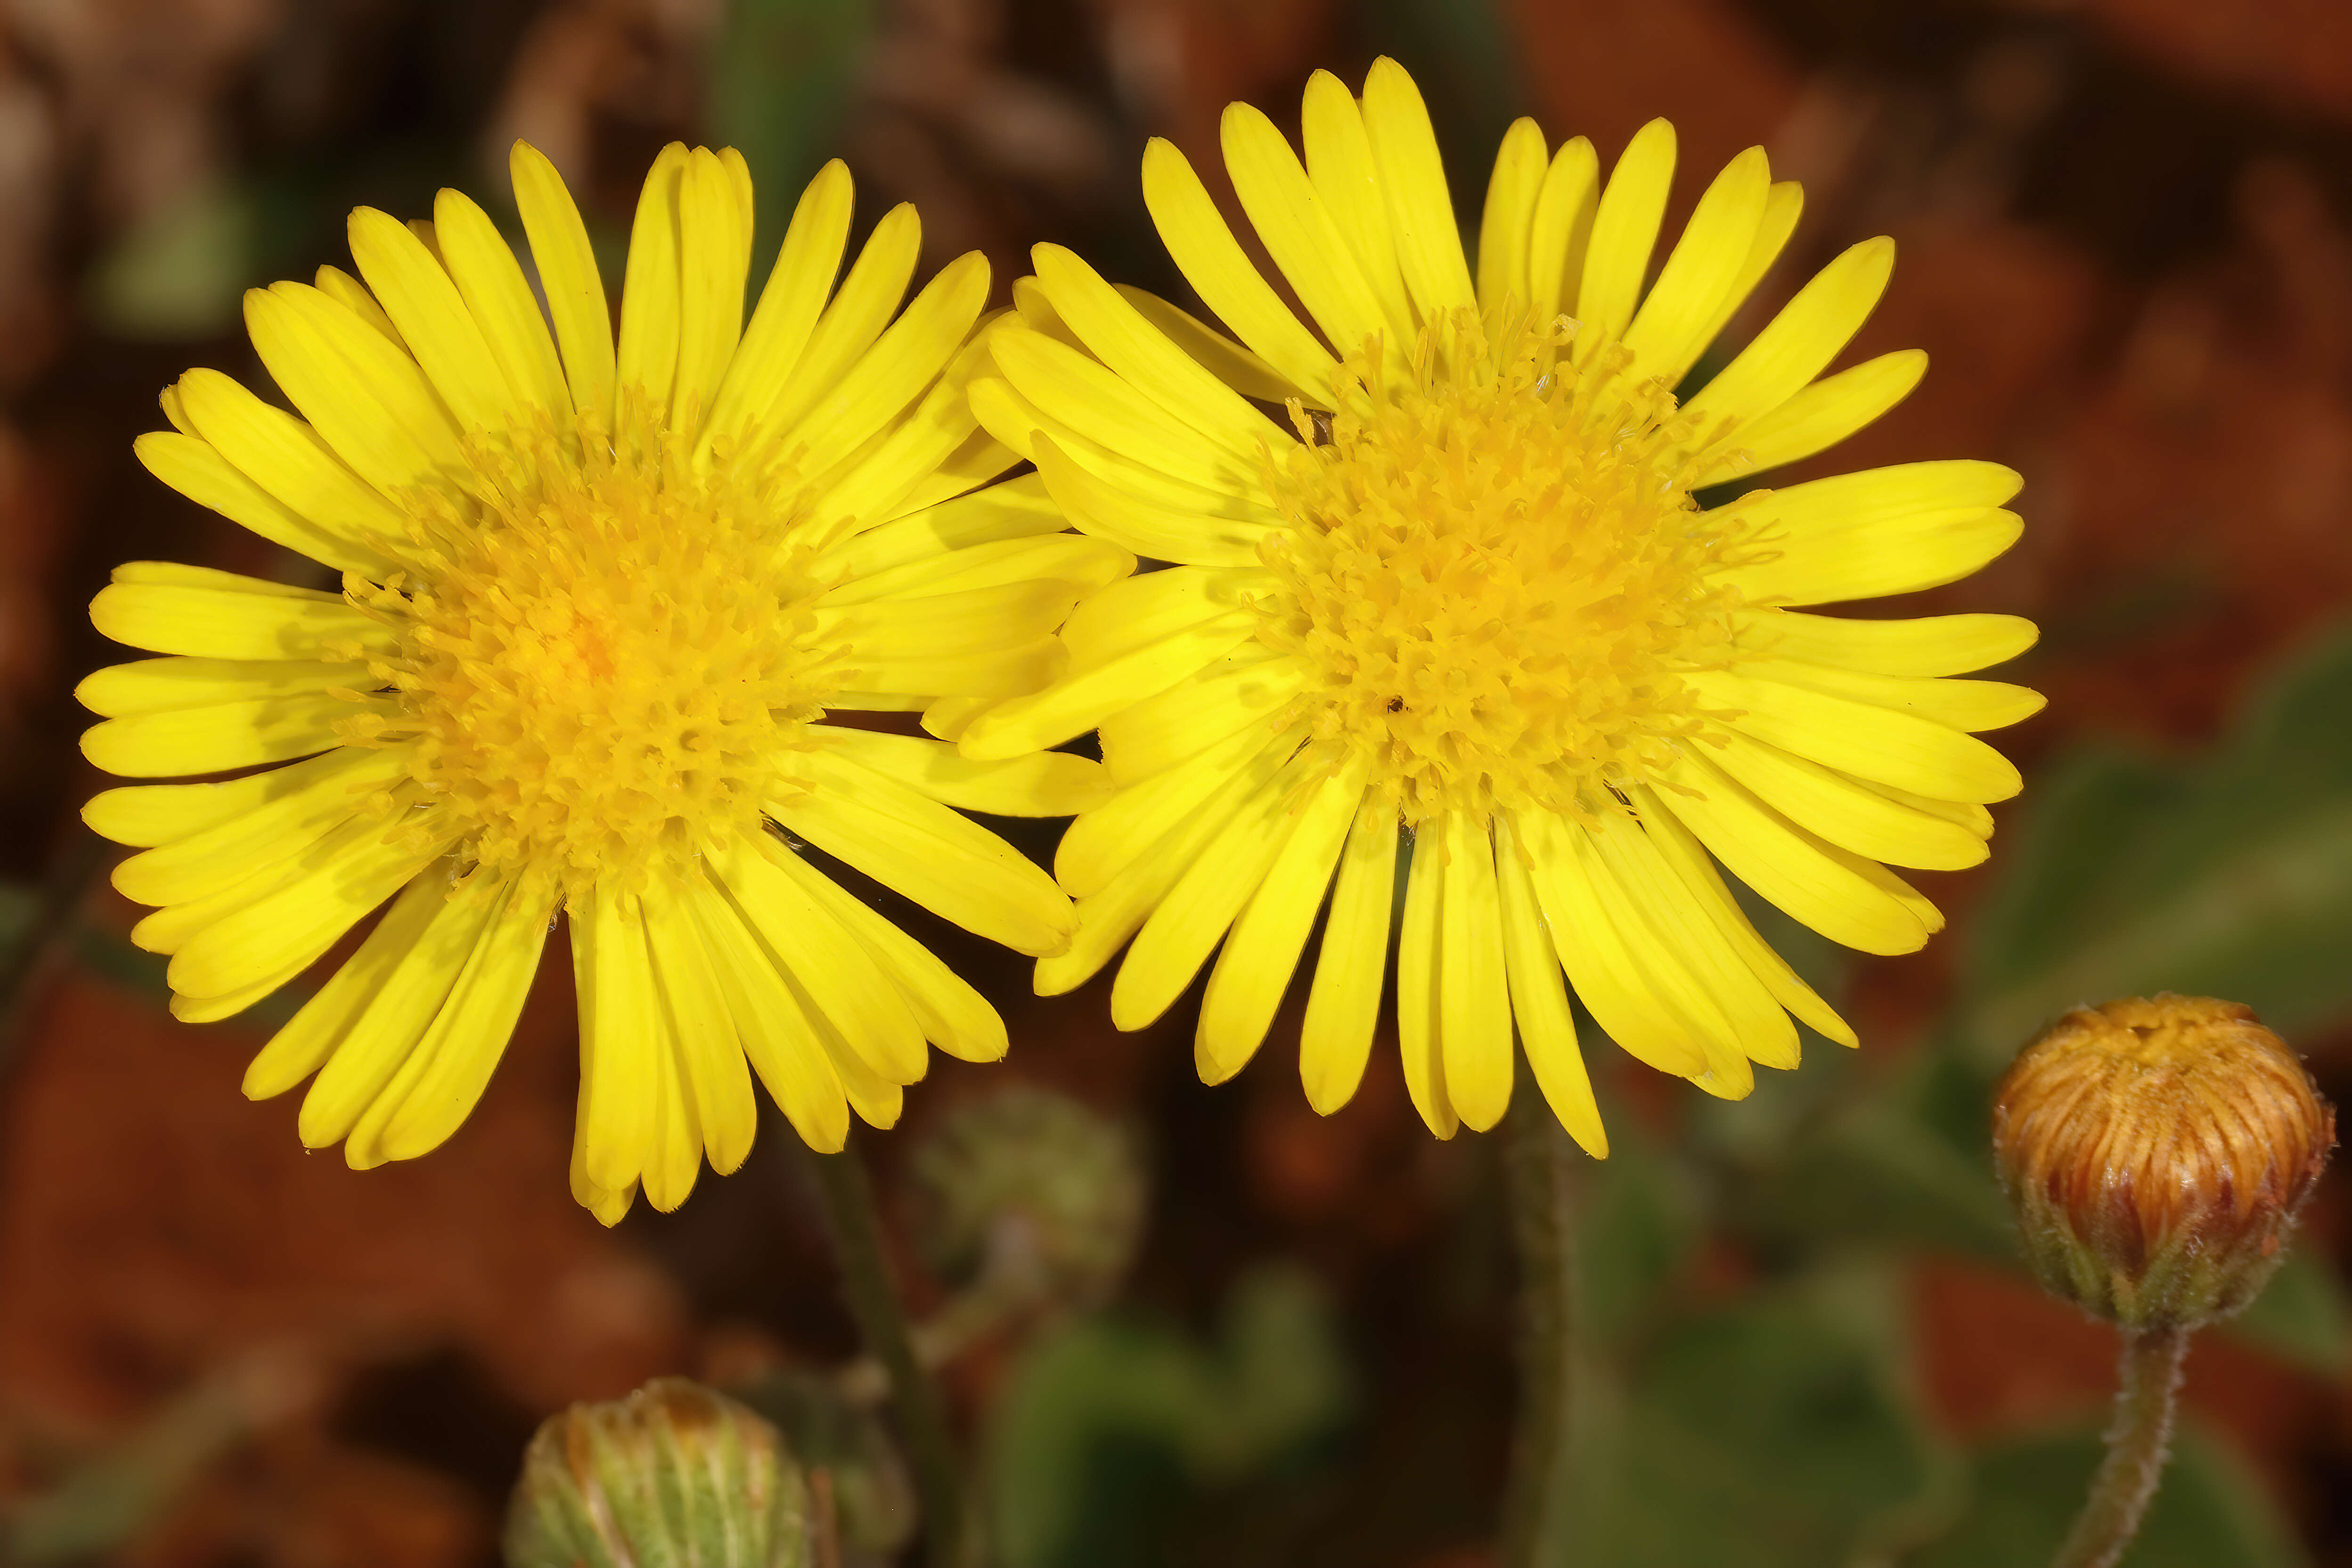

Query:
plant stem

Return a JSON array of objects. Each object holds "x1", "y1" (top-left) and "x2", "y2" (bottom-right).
[
  {"x1": 808, "y1": 1136, "x2": 974, "y2": 1568},
  {"x1": 1500, "y1": 1084, "x2": 1580, "y2": 1568},
  {"x1": 2052, "y1": 1325, "x2": 2193, "y2": 1568}
]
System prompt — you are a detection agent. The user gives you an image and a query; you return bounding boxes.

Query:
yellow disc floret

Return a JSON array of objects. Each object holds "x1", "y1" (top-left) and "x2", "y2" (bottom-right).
[
  {"x1": 346, "y1": 400, "x2": 838, "y2": 900},
  {"x1": 1256, "y1": 315, "x2": 1747, "y2": 827}
]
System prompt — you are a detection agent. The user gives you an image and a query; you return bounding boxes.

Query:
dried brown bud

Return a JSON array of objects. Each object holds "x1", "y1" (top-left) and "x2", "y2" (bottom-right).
[{"x1": 1993, "y1": 995, "x2": 2335, "y2": 1330}]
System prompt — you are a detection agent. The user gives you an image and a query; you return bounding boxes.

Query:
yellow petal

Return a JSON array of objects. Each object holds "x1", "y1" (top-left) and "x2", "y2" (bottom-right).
[
  {"x1": 1141, "y1": 137, "x2": 1338, "y2": 400},
  {"x1": 1195, "y1": 763, "x2": 1361, "y2": 1083},
  {"x1": 510, "y1": 140, "x2": 615, "y2": 417},
  {"x1": 1577, "y1": 118, "x2": 1676, "y2": 348},
  {"x1": 812, "y1": 726, "x2": 1111, "y2": 816},
  {"x1": 1656, "y1": 751, "x2": 1935, "y2": 956},
  {"x1": 1360, "y1": 57, "x2": 1477, "y2": 322},
  {"x1": 1300, "y1": 807, "x2": 1396, "y2": 1115},
  {"x1": 1394, "y1": 830, "x2": 1458, "y2": 1138},
  {"x1": 770, "y1": 748, "x2": 1075, "y2": 956},
  {"x1": 1436, "y1": 810, "x2": 1511, "y2": 1133},
  {"x1": 1493, "y1": 815, "x2": 1606, "y2": 1155},
  {"x1": 1476, "y1": 117, "x2": 1549, "y2": 318}
]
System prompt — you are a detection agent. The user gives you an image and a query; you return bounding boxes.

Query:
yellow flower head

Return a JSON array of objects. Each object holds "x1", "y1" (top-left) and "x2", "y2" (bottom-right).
[
  {"x1": 961, "y1": 60, "x2": 2043, "y2": 1150},
  {"x1": 79, "y1": 142, "x2": 1131, "y2": 1221}
]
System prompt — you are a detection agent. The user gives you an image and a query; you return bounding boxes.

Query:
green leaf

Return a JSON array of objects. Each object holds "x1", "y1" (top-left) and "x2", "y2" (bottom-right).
[
  {"x1": 1573, "y1": 1292, "x2": 1946, "y2": 1568},
  {"x1": 710, "y1": 0, "x2": 875, "y2": 275},
  {"x1": 985, "y1": 1265, "x2": 1354, "y2": 1568},
  {"x1": 88, "y1": 181, "x2": 258, "y2": 340},
  {"x1": 1959, "y1": 629, "x2": 2352, "y2": 1069},
  {"x1": 1575, "y1": 1124, "x2": 1705, "y2": 1349},
  {"x1": 1910, "y1": 1424, "x2": 2306, "y2": 1568},
  {"x1": 2220, "y1": 1249, "x2": 2352, "y2": 1374}
]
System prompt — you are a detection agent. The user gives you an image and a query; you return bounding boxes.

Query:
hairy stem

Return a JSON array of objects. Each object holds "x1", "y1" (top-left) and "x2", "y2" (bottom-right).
[
  {"x1": 1500, "y1": 1085, "x2": 1580, "y2": 1568},
  {"x1": 2052, "y1": 1325, "x2": 2192, "y2": 1568},
  {"x1": 808, "y1": 1137, "x2": 974, "y2": 1568}
]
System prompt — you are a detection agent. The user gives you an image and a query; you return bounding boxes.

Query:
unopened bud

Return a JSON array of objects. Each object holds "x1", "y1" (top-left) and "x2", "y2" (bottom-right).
[
  {"x1": 910, "y1": 1085, "x2": 1145, "y2": 1310},
  {"x1": 504, "y1": 1377, "x2": 811, "y2": 1568},
  {"x1": 1993, "y1": 995, "x2": 2335, "y2": 1330}
]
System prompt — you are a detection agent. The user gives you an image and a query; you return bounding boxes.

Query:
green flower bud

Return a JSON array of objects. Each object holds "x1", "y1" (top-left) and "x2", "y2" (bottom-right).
[
  {"x1": 1993, "y1": 995, "x2": 2335, "y2": 1331},
  {"x1": 910, "y1": 1085, "x2": 1145, "y2": 1310},
  {"x1": 504, "y1": 1378, "x2": 811, "y2": 1568},
  {"x1": 730, "y1": 1370, "x2": 916, "y2": 1558}
]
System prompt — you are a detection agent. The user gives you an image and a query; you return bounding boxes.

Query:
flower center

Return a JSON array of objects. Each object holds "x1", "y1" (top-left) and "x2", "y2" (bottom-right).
[
  {"x1": 1256, "y1": 316, "x2": 1745, "y2": 827},
  {"x1": 347, "y1": 402, "x2": 837, "y2": 899}
]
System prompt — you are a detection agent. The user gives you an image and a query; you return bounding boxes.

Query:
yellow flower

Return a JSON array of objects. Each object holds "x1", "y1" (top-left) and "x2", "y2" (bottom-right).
[
  {"x1": 78, "y1": 142, "x2": 1129, "y2": 1221},
  {"x1": 959, "y1": 60, "x2": 2042, "y2": 1151}
]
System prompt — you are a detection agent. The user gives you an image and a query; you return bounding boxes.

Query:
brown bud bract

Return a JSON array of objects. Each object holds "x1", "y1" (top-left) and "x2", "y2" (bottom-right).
[{"x1": 1993, "y1": 995, "x2": 2335, "y2": 1330}]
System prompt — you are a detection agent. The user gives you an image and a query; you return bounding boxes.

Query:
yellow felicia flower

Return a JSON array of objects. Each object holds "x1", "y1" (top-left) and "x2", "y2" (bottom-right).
[
  {"x1": 78, "y1": 142, "x2": 1127, "y2": 1221},
  {"x1": 959, "y1": 60, "x2": 2042, "y2": 1151}
]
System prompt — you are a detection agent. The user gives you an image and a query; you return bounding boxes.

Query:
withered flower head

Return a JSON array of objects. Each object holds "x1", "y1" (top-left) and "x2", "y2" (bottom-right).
[
  {"x1": 505, "y1": 1377, "x2": 813, "y2": 1568},
  {"x1": 1993, "y1": 995, "x2": 2334, "y2": 1330}
]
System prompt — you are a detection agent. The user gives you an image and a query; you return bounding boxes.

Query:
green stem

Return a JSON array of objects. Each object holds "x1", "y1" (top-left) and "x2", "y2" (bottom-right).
[
  {"x1": 1500, "y1": 1084, "x2": 1580, "y2": 1568},
  {"x1": 808, "y1": 1136, "x2": 974, "y2": 1568},
  {"x1": 2052, "y1": 1325, "x2": 2192, "y2": 1568}
]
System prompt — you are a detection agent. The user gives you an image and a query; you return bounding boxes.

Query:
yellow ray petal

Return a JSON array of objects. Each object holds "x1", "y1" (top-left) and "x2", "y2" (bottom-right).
[
  {"x1": 434, "y1": 186, "x2": 569, "y2": 421},
  {"x1": 245, "y1": 872, "x2": 445, "y2": 1099},
  {"x1": 347, "y1": 205, "x2": 516, "y2": 432},
  {"x1": 770, "y1": 749, "x2": 1075, "y2": 956},
  {"x1": 297, "y1": 874, "x2": 495, "y2": 1148},
  {"x1": 1476, "y1": 117, "x2": 1549, "y2": 319},
  {"x1": 1056, "y1": 723, "x2": 1298, "y2": 898},
  {"x1": 1223, "y1": 100, "x2": 1397, "y2": 361},
  {"x1": 1514, "y1": 809, "x2": 1709, "y2": 1079},
  {"x1": 510, "y1": 140, "x2": 616, "y2": 417},
  {"x1": 812, "y1": 727, "x2": 1110, "y2": 817},
  {"x1": 1656, "y1": 750, "x2": 1935, "y2": 956},
  {"x1": 1683, "y1": 238, "x2": 1895, "y2": 436},
  {"x1": 572, "y1": 883, "x2": 661, "y2": 1192},
  {"x1": 615, "y1": 143, "x2": 690, "y2": 409},
  {"x1": 1361, "y1": 58, "x2": 1477, "y2": 323},
  {"x1": 1112, "y1": 284, "x2": 1300, "y2": 404},
  {"x1": 1687, "y1": 669, "x2": 2022, "y2": 802},
  {"x1": 1739, "y1": 609, "x2": 2038, "y2": 677},
  {"x1": 1632, "y1": 786, "x2": 1856, "y2": 1048},
  {"x1": 1704, "y1": 731, "x2": 1988, "y2": 872},
  {"x1": 1576, "y1": 118, "x2": 1676, "y2": 349},
  {"x1": 670, "y1": 147, "x2": 753, "y2": 434},
  {"x1": 1111, "y1": 753, "x2": 1316, "y2": 1032},
  {"x1": 1699, "y1": 349, "x2": 1927, "y2": 485},
  {"x1": 1141, "y1": 137, "x2": 1339, "y2": 400},
  {"x1": 1196, "y1": 762, "x2": 1362, "y2": 1084},
  {"x1": 682, "y1": 879, "x2": 852, "y2": 1152},
  {"x1": 1301, "y1": 71, "x2": 1415, "y2": 341},
  {"x1": 1436, "y1": 810, "x2": 1512, "y2": 1133},
  {"x1": 754, "y1": 203, "x2": 921, "y2": 443},
  {"x1": 1527, "y1": 135, "x2": 1601, "y2": 329},
  {"x1": 1096, "y1": 650, "x2": 1303, "y2": 784},
  {"x1": 1621, "y1": 146, "x2": 1768, "y2": 386},
  {"x1": 110, "y1": 746, "x2": 409, "y2": 906},
  {"x1": 1394, "y1": 828, "x2": 1458, "y2": 1139},
  {"x1": 78, "y1": 654, "x2": 374, "y2": 719},
  {"x1": 1493, "y1": 815, "x2": 1605, "y2": 1156},
  {"x1": 641, "y1": 875, "x2": 758, "y2": 1175},
  {"x1": 376, "y1": 876, "x2": 558, "y2": 1162},
  {"x1": 705, "y1": 159, "x2": 856, "y2": 455},
  {"x1": 83, "y1": 692, "x2": 384, "y2": 777}
]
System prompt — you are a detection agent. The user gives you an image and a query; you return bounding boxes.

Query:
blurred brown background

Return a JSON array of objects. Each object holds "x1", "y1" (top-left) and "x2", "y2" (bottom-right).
[{"x1": 4, "y1": 1, "x2": 2352, "y2": 1565}]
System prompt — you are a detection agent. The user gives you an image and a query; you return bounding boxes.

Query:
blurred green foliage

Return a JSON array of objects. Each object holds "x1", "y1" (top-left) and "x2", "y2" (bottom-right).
[
  {"x1": 710, "y1": 0, "x2": 876, "y2": 275},
  {"x1": 983, "y1": 1265, "x2": 1354, "y2": 1568},
  {"x1": 1913, "y1": 1428, "x2": 2306, "y2": 1568}
]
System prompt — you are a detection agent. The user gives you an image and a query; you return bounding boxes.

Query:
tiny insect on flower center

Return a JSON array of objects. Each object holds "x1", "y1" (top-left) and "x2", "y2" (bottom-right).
[
  {"x1": 1256, "y1": 313, "x2": 1746, "y2": 828},
  {"x1": 344, "y1": 401, "x2": 840, "y2": 900}
]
